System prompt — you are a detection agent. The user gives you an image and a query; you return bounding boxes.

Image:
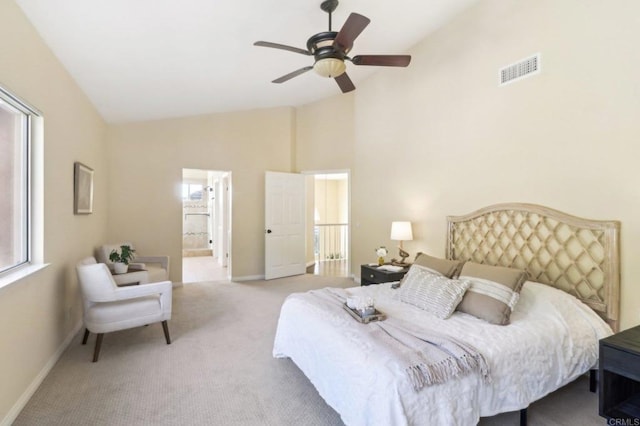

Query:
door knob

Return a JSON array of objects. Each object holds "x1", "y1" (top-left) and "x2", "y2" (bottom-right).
[{"x1": 266, "y1": 229, "x2": 272, "y2": 234}]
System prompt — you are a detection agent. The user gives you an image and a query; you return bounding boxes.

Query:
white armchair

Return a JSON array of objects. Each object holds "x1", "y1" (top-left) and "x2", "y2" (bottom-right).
[
  {"x1": 76, "y1": 257, "x2": 173, "y2": 362},
  {"x1": 95, "y1": 242, "x2": 170, "y2": 287}
]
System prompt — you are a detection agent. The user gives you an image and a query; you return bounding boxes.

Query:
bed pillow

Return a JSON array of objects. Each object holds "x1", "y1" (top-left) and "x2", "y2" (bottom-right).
[
  {"x1": 456, "y1": 262, "x2": 528, "y2": 325},
  {"x1": 396, "y1": 264, "x2": 471, "y2": 319},
  {"x1": 412, "y1": 252, "x2": 466, "y2": 278}
]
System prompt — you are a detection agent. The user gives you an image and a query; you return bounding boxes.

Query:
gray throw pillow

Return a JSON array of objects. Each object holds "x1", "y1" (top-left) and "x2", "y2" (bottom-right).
[
  {"x1": 412, "y1": 252, "x2": 466, "y2": 278},
  {"x1": 456, "y1": 262, "x2": 528, "y2": 325}
]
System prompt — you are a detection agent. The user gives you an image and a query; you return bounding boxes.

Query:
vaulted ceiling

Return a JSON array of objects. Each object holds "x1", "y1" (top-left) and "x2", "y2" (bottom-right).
[{"x1": 15, "y1": 0, "x2": 480, "y2": 123}]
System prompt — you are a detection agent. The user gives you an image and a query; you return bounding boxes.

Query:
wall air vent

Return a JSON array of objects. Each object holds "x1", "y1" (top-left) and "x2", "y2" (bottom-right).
[{"x1": 499, "y1": 53, "x2": 540, "y2": 86}]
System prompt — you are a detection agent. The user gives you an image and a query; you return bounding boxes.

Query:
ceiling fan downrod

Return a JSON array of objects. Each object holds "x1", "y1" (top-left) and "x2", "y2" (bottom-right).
[{"x1": 320, "y1": 0, "x2": 339, "y2": 31}]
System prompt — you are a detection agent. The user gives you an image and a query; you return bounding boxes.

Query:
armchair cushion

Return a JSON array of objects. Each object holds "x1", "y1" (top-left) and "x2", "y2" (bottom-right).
[
  {"x1": 112, "y1": 270, "x2": 149, "y2": 286},
  {"x1": 87, "y1": 296, "x2": 162, "y2": 332}
]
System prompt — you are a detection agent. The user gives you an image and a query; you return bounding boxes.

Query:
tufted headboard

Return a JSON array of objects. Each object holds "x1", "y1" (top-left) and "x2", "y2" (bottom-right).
[{"x1": 446, "y1": 203, "x2": 621, "y2": 331}]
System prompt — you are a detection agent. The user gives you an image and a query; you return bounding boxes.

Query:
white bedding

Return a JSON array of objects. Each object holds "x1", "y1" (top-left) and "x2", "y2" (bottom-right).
[{"x1": 273, "y1": 281, "x2": 613, "y2": 425}]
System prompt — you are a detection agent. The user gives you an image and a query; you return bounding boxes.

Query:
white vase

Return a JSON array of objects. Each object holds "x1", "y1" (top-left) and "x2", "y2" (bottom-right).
[{"x1": 113, "y1": 262, "x2": 128, "y2": 274}]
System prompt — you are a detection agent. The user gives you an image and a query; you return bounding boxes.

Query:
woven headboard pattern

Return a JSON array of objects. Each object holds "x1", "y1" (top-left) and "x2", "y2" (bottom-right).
[{"x1": 446, "y1": 203, "x2": 621, "y2": 331}]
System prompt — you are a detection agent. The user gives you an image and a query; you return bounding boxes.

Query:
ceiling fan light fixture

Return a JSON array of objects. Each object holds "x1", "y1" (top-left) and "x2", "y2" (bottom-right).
[
  {"x1": 313, "y1": 57, "x2": 346, "y2": 78},
  {"x1": 254, "y1": 2, "x2": 410, "y2": 92}
]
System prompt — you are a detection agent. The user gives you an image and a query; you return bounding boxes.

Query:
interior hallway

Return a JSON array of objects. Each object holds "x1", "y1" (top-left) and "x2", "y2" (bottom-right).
[
  {"x1": 182, "y1": 256, "x2": 229, "y2": 283},
  {"x1": 309, "y1": 259, "x2": 349, "y2": 278}
]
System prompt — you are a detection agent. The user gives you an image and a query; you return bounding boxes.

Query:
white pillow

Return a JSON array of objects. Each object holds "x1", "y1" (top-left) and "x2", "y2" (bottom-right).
[{"x1": 396, "y1": 265, "x2": 470, "y2": 319}]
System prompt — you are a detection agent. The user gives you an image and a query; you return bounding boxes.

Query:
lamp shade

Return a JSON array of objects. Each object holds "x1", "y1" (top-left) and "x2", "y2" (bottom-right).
[{"x1": 390, "y1": 221, "x2": 413, "y2": 241}]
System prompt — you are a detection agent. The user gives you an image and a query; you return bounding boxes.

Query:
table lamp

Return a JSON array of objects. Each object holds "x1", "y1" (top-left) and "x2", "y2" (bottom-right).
[{"x1": 390, "y1": 221, "x2": 413, "y2": 265}]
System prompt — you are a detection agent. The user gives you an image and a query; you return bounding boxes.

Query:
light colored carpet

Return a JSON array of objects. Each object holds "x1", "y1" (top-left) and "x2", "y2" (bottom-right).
[
  {"x1": 14, "y1": 275, "x2": 605, "y2": 425},
  {"x1": 182, "y1": 256, "x2": 229, "y2": 283}
]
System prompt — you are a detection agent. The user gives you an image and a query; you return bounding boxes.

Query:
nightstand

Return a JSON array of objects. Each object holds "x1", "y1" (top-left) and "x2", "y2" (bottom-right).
[
  {"x1": 360, "y1": 264, "x2": 409, "y2": 286},
  {"x1": 599, "y1": 325, "x2": 640, "y2": 421}
]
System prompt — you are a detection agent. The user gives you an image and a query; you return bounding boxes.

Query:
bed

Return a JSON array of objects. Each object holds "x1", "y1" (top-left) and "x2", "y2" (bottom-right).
[{"x1": 273, "y1": 203, "x2": 620, "y2": 425}]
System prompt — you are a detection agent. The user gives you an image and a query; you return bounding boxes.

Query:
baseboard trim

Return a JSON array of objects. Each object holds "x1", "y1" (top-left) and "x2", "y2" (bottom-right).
[
  {"x1": 1, "y1": 320, "x2": 83, "y2": 426},
  {"x1": 231, "y1": 275, "x2": 264, "y2": 282}
]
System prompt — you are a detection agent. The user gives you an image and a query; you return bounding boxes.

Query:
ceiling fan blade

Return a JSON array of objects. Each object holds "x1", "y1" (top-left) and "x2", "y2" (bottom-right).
[
  {"x1": 254, "y1": 41, "x2": 311, "y2": 56},
  {"x1": 334, "y1": 73, "x2": 355, "y2": 93},
  {"x1": 351, "y1": 55, "x2": 412, "y2": 67},
  {"x1": 333, "y1": 13, "x2": 370, "y2": 52},
  {"x1": 272, "y1": 66, "x2": 314, "y2": 84}
]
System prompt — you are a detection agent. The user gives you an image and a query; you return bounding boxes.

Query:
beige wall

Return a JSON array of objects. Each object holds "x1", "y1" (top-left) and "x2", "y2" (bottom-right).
[
  {"x1": 315, "y1": 179, "x2": 348, "y2": 224},
  {"x1": 348, "y1": 0, "x2": 640, "y2": 329},
  {"x1": 337, "y1": 179, "x2": 348, "y2": 224},
  {"x1": 295, "y1": 93, "x2": 355, "y2": 172},
  {"x1": 106, "y1": 108, "x2": 295, "y2": 280},
  {"x1": 0, "y1": 1, "x2": 107, "y2": 422}
]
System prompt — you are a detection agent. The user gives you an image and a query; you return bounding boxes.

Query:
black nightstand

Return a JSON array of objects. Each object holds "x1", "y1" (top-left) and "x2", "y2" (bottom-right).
[
  {"x1": 360, "y1": 264, "x2": 409, "y2": 286},
  {"x1": 599, "y1": 325, "x2": 640, "y2": 421}
]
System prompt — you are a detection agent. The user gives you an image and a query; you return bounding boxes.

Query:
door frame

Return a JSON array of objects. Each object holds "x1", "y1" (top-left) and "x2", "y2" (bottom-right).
[
  {"x1": 181, "y1": 168, "x2": 232, "y2": 282},
  {"x1": 301, "y1": 169, "x2": 351, "y2": 277}
]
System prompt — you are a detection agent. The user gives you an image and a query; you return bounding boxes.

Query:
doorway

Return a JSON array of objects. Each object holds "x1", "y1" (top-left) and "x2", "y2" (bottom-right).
[
  {"x1": 308, "y1": 171, "x2": 350, "y2": 277},
  {"x1": 182, "y1": 168, "x2": 231, "y2": 283}
]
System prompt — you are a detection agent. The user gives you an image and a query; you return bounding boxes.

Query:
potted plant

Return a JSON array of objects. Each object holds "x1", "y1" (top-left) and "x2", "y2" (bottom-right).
[{"x1": 109, "y1": 244, "x2": 136, "y2": 274}]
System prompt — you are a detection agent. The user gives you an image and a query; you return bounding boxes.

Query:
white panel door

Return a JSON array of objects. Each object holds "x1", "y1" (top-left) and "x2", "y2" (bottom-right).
[{"x1": 265, "y1": 171, "x2": 305, "y2": 280}]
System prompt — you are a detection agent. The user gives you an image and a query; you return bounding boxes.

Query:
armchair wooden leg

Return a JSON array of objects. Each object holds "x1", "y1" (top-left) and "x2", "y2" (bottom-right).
[
  {"x1": 161, "y1": 320, "x2": 171, "y2": 344},
  {"x1": 82, "y1": 328, "x2": 90, "y2": 345},
  {"x1": 92, "y1": 333, "x2": 104, "y2": 362}
]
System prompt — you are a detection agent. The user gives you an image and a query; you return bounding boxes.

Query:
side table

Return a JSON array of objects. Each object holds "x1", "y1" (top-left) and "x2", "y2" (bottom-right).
[
  {"x1": 360, "y1": 264, "x2": 409, "y2": 286},
  {"x1": 599, "y1": 325, "x2": 640, "y2": 421}
]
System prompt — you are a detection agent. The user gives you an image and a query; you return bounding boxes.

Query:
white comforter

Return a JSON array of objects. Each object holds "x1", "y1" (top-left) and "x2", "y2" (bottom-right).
[{"x1": 273, "y1": 281, "x2": 612, "y2": 425}]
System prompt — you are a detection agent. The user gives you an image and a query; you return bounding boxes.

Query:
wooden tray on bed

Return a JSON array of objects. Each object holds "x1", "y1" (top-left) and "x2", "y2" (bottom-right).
[{"x1": 343, "y1": 303, "x2": 386, "y2": 323}]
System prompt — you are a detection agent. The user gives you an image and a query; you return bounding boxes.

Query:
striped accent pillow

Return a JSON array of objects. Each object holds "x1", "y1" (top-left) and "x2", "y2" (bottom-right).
[
  {"x1": 395, "y1": 265, "x2": 471, "y2": 319},
  {"x1": 457, "y1": 262, "x2": 527, "y2": 325}
]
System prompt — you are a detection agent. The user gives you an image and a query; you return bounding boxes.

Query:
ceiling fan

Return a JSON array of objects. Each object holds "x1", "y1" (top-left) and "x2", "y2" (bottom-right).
[{"x1": 254, "y1": 0, "x2": 412, "y2": 93}]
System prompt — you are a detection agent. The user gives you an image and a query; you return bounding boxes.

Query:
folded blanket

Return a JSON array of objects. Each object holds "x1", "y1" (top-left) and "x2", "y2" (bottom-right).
[
  {"x1": 299, "y1": 287, "x2": 490, "y2": 391},
  {"x1": 377, "y1": 319, "x2": 491, "y2": 390}
]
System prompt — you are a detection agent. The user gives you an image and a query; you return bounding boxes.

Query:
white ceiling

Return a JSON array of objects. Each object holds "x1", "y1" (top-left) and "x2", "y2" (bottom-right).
[{"x1": 15, "y1": 0, "x2": 479, "y2": 123}]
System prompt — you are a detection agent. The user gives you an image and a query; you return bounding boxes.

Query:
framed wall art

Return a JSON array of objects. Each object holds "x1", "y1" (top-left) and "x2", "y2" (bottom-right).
[{"x1": 74, "y1": 162, "x2": 94, "y2": 214}]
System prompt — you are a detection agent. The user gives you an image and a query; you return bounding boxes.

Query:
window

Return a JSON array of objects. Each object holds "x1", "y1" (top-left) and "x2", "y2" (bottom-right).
[
  {"x1": 182, "y1": 183, "x2": 203, "y2": 201},
  {"x1": 0, "y1": 86, "x2": 38, "y2": 274}
]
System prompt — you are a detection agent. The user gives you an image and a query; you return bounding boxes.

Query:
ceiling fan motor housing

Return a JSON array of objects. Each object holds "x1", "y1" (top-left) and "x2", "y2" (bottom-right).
[
  {"x1": 307, "y1": 32, "x2": 347, "y2": 57},
  {"x1": 308, "y1": 31, "x2": 348, "y2": 78}
]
